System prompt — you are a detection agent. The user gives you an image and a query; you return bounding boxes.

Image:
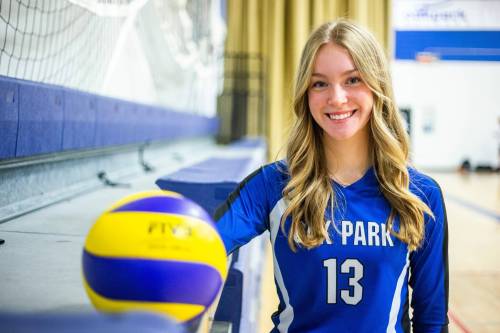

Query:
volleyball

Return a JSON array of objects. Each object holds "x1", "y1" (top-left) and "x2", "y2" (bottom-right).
[{"x1": 82, "y1": 190, "x2": 228, "y2": 323}]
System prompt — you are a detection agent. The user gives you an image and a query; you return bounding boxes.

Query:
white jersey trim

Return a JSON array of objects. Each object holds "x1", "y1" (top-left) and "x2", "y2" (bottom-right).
[
  {"x1": 386, "y1": 251, "x2": 410, "y2": 333},
  {"x1": 270, "y1": 198, "x2": 294, "y2": 333}
]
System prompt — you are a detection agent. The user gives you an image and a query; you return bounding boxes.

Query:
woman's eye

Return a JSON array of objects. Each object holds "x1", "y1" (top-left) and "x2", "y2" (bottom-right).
[
  {"x1": 311, "y1": 81, "x2": 327, "y2": 89},
  {"x1": 346, "y1": 76, "x2": 361, "y2": 85}
]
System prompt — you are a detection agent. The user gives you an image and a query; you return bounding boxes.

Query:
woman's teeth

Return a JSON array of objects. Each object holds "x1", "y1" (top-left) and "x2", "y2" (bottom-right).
[{"x1": 328, "y1": 111, "x2": 354, "y2": 120}]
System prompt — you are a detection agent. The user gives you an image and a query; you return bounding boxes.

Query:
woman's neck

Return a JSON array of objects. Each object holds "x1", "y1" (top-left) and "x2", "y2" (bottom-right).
[{"x1": 323, "y1": 130, "x2": 372, "y2": 186}]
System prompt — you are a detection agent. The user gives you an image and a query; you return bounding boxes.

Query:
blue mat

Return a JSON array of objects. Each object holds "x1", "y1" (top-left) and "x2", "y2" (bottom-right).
[{"x1": 156, "y1": 157, "x2": 254, "y2": 217}]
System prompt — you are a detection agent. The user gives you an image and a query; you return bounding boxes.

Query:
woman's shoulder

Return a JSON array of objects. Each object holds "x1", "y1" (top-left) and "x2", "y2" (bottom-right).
[
  {"x1": 261, "y1": 159, "x2": 289, "y2": 177},
  {"x1": 252, "y1": 159, "x2": 287, "y2": 180},
  {"x1": 238, "y1": 160, "x2": 289, "y2": 189},
  {"x1": 408, "y1": 167, "x2": 440, "y2": 188},
  {"x1": 407, "y1": 167, "x2": 444, "y2": 207},
  {"x1": 256, "y1": 160, "x2": 290, "y2": 192}
]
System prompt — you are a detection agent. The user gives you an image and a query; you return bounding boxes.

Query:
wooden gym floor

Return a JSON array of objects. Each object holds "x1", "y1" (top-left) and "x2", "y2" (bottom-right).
[{"x1": 257, "y1": 171, "x2": 500, "y2": 333}]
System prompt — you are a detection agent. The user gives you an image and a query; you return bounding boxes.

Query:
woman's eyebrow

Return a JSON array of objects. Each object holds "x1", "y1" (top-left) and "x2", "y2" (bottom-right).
[
  {"x1": 311, "y1": 69, "x2": 358, "y2": 78},
  {"x1": 311, "y1": 73, "x2": 327, "y2": 78},
  {"x1": 342, "y1": 69, "x2": 358, "y2": 75}
]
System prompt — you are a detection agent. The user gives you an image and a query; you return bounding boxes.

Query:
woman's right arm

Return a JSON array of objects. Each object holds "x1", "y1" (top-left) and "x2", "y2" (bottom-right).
[{"x1": 214, "y1": 167, "x2": 271, "y2": 255}]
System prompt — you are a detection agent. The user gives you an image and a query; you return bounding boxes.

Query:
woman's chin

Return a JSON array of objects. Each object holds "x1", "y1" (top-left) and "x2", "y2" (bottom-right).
[{"x1": 324, "y1": 130, "x2": 356, "y2": 142}]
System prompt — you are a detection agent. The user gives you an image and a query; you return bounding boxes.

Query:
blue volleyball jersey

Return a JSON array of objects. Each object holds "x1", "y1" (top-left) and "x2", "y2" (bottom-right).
[{"x1": 215, "y1": 161, "x2": 448, "y2": 333}]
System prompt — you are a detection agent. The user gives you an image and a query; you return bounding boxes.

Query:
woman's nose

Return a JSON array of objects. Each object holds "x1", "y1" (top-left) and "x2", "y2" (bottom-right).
[{"x1": 327, "y1": 85, "x2": 347, "y2": 107}]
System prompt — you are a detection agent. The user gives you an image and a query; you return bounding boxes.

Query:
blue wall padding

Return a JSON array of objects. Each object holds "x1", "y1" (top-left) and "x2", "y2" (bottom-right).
[
  {"x1": 94, "y1": 96, "x2": 121, "y2": 147},
  {"x1": 116, "y1": 101, "x2": 136, "y2": 145},
  {"x1": 0, "y1": 78, "x2": 19, "y2": 159},
  {"x1": 184, "y1": 113, "x2": 220, "y2": 139},
  {"x1": 128, "y1": 103, "x2": 142, "y2": 143},
  {"x1": 16, "y1": 83, "x2": 64, "y2": 157},
  {"x1": 62, "y1": 90, "x2": 97, "y2": 150},
  {"x1": 159, "y1": 108, "x2": 176, "y2": 140},
  {"x1": 144, "y1": 106, "x2": 165, "y2": 141},
  {"x1": 0, "y1": 75, "x2": 219, "y2": 160},
  {"x1": 149, "y1": 107, "x2": 165, "y2": 141},
  {"x1": 140, "y1": 106, "x2": 161, "y2": 140},
  {"x1": 155, "y1": 157, "x2": 252, "y2": 217},
  {"x1": 144, "y1": 108, "x2": 219, "y2": 143},
  {"x1": 228, "y1": 137, "x2": 266, "y2": 148}
]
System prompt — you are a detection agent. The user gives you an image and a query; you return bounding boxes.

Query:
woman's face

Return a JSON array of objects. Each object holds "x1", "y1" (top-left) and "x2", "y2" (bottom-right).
[{"x1": 307, "y1": 42, "x2": 374, "y2": 143}]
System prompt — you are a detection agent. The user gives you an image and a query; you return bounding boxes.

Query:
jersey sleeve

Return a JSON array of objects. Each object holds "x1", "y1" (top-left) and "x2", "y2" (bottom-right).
[
  {"x1": 409, "y1": 180, "x2": 449, "y2": 333},
  {"x1": 214, "y1": 167, "x2": 271, "y2": 255}
]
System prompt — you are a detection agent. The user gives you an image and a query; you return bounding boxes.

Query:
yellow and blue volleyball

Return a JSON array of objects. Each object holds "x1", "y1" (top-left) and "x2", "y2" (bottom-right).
[{"x1": 82, "y1": 190, "x2": 228, "y2": 323}]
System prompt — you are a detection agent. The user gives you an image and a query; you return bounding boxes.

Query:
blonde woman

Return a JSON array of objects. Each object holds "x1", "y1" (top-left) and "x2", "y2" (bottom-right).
[{"x1": 215, "y1": 19, "x2": 448, "y2": 333}]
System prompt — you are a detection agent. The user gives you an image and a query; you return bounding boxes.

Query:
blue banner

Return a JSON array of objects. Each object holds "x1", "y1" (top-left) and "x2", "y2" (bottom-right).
[{"x1": 395, "y1": 30, "x2": 500, "y2": 61}]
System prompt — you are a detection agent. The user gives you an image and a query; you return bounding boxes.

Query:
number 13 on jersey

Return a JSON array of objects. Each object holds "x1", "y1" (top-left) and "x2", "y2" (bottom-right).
[{"x1": 323, "y1": 258, "x2": 364, "y2": 305}]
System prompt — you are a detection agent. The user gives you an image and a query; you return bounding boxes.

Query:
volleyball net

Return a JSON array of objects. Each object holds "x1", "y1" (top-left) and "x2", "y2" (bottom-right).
[{"x1": 0, "y1": 0, "x2": 226, "y2": 116}]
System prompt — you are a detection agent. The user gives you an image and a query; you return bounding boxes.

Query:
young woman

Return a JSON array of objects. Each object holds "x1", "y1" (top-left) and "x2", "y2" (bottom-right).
[{"x1": 215, "y1": 19, "x2": 448, "y2": 333}]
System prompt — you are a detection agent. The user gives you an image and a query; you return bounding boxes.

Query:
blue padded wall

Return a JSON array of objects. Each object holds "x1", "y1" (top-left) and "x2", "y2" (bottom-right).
[
  {"x1": 117, "y1": 101, "x2": 136, "y2": 145},
  {"x1": 182, "y1": 113, "x2": 220, "y2": 139},
  {"x1": 163, "y1": 109, "x2": 186, "y2": 141},
  {"x1": 127, "y1": 102, "x2": 141, "y2": 143},
  {"x1": 119, "y1": 101, "x2": 138, "y2": 145},
  {"x1": 0, "y1": 78, "x2": 19, "y2": 159},
  {"x1": 62, "y1": 90, "x2": 97, "y2": 150},
  {"x1": 94, "y1": 96, "x2": 121, "y2": 147},
  {"x1": 94, "y1": 99, "x2": 177, "y2": 147},
  {"x1": 16, "y1": 83, "x2": 64, "y2": 157},
  {"x1": 143, "y1": 107, "x2": 219, "y2": 143},
  {"x1": 141, "y1": 106, "x2": 162, "y2": 142},
  {"x1": 0, "y1": 75, "x2": 219, "y2": 160}
]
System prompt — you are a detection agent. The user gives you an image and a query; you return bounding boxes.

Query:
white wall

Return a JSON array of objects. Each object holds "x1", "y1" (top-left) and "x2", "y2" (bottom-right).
[{"x1": 392, "y1": 60, "x2": 500, "y2": 170}]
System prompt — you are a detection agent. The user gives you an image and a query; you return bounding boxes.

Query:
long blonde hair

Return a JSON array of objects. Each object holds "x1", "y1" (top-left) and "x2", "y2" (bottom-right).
[{"x1": 282, "y1": 19, "x2": 433, "y2": 252}]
